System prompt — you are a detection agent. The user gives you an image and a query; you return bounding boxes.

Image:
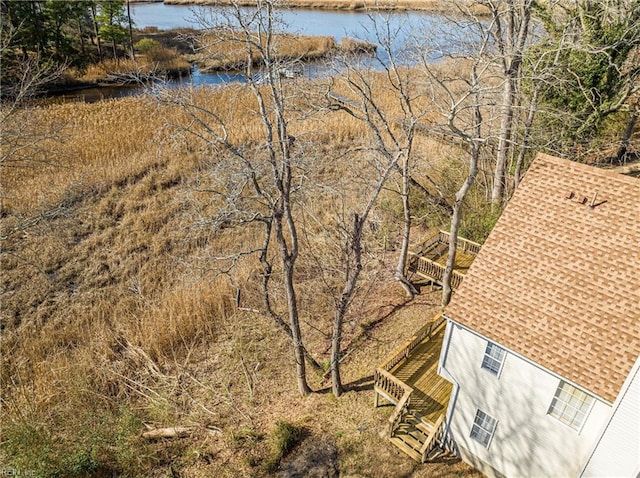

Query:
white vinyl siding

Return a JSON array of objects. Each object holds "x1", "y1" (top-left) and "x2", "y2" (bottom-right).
[
  {"x1": 581, "y1": 357, "x2": 640, "y2": 477},
  {"x1": 440, "y1": 322, "x2": 612, "y2": 478},
  {"x1": 481, "y1": 342, "x2": 505, "y2": 376},
  {"x1": 548, "y1": 381, "x2": 594, "y2": 430},
  {"x1": 470, "y1": 409, "x2": 497, "y2": 448}
]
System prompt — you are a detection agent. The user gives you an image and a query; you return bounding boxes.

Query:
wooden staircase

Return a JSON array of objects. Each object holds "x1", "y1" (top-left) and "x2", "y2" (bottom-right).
[
  {"x1": 389, "y1": 411, "x2": 445, "y2": 462},
  {"x1": 374, "y1": 314, "x2": 453, "y2": 463}
]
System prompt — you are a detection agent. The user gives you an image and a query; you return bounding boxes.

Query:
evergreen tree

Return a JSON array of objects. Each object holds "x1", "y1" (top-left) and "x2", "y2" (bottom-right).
[{"x1": 96, "y1": 0, "x2": 129, "y2": 63}]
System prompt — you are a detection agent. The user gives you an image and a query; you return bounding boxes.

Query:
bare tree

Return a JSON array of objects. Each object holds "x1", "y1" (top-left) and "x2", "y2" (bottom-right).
[
  {"x1": 328, "y1": 21, "x2": 428, "y2": 299},
  {"x1": 415, "y1": 5, "x2": 498, "y2": 305},
  {"x1": 485, "y1": 0, "x2": 534, "y2": 206},
  {"x1": 163, "y1": 0, "x2": 316, "y2": 396}
]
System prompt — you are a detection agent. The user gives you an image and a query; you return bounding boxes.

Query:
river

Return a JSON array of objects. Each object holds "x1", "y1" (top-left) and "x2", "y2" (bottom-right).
[
  {"x1": 55, "y1": 3, "x2": 449, "y2": 101},
  {"x1": 130, "y1": 2, "x2": 441, "y2": 44}
]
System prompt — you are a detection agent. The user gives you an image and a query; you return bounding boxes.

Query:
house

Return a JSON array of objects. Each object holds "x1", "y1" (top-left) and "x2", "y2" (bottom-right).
[{"x1": 438, "y1": 153, "x2": 640, "y2": 477}]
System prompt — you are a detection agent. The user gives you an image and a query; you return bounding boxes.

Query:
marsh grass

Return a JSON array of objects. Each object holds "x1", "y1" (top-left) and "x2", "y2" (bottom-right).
[
  {"x1": 194, "y1": 31, "x2": 338, "y2": 71},
  {"x1": 0, "y1": 70, "x2": 485, "y2": 476}
]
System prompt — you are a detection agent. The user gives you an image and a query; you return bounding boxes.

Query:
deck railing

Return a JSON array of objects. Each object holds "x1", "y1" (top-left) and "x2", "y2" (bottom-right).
[
  {"x1": 378, "y1": 314, "x2": 446, "y2": 374},
  {"x1": 412, "y1": 230, "x2": 481, "y2": 256},
  {"x1": 388, "y1": 385, "x2": 412, "y2": 438},
  {"x1": 373, "y1": 368, "x2": 414, "y2": 437},
  {"x1": 420, "y1": 414, "x2": 445, "y2": 463},
  {"x1": 374, "y1": 368, "x2": 411, "y2": 403},
  {"x1": 408, "y1": 255, "x2": 465, "y2": 290},
  {"x1": 374, "y1": 312, "x2": 446, "y2": 415},
  {"x1": 454, "y1": 233, "x2": 481, "y2": 256}
]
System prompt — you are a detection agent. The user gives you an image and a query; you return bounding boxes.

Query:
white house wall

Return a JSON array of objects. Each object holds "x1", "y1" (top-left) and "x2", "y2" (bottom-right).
[
  {"x1": 580, "y1": 355, "x2": 640, "y2": 478},
  {"x1": 440, "y1": 321, "x2": 612, "y2": 478}
]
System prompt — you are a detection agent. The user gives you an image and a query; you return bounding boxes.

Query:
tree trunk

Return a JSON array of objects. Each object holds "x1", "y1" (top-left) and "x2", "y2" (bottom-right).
[
  {"x1": 331, "y1": 214, "x2": 363, "y2": 397},
  {"x1": 490, "y1": 0, "x2": 532, "y2": 206},
  {"x1": 91, "y1": 4, "x2": 103, "y2": 62},
  {"x1": 112, "y1": 40, "x2": 118, "y2": 64},
  {"x1": 441, "y1": 146, "x2": 479, "y2": 306},
  {"x1": 395, "y1": 152, "x2": 418, "y2": 298},
  {"x1": 283, "y1": 252, "x2": 311, "y2": 396},
  {"x1": 492, "y1": 75, "x2": 516, "y2": 205},
  {"x1": 127, "y1": 0, "x2": 135, "y2": 60},
  {"x1": 271, "y1": 189, "x2": 311, "y2": 397},
  {"x1": 514, "y1": 87, "x2": 538, "y2": 190},
  {"x1": 615, "y1": 105, "x2": 638, "y2": 163},
  {"x1": 442, "y1": 61, "x2": 483, "y2": 306},
  {"x1": 258, "y1": 219, "x2": 322, "y2": 373},
  {"x1": 330, "y1": 305, "x2": 344, "y2": 397},
  {"x1": 77, "y1": 18, "x2": 86, "y2": 56}
]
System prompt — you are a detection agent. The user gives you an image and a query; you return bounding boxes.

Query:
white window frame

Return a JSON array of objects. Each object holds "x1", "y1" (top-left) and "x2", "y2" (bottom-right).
[
  {"x1": 470, "y1": 409, "x2": 497, "y2": 448},
  {"x1": 481, "y1": 342, "x2": 506, "y2": 377},
  {"x1": 548, "y1": 380, "x2": 595, "y2": 431}
]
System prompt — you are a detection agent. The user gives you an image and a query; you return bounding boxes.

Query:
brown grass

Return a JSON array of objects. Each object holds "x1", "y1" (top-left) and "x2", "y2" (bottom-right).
[
  {"x1": 193, "y1": 31, "x2": 337, "y2": 71},
  {"x1": 0, "y1": 70, "x2": 482, "y2": 476},
  {"x1": 67, "y1": 54, "x2": 191, "y2": 85}
]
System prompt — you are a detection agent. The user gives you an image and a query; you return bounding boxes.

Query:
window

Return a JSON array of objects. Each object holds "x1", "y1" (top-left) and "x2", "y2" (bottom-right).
[
  {"x1": 548, "y1": 381, "x2": 594, "y2": 430},
  {"x1": 481, "y1": 342, "x2": 506, "y2": 376},
  {"x1": 470, "y1": 409, "x2": 497, "y2": 448}
]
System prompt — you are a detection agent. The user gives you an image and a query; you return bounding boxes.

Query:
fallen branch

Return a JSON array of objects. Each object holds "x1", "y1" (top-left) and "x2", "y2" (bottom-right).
[
  {"x1": 141, "y1": 425, "x2": 222, "y2": 440},
  {"x1": 142, "y1": 426, "x2": 194, "y2": 440}
]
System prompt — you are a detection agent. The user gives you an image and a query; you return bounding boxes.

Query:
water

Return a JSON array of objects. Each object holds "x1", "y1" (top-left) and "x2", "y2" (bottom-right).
[
  {"x1": 57, "y1": 3, "x2": 454, "y2": 100},
  {"x1": 130, "y1": 2, "x2": 439, "y2": 45}
]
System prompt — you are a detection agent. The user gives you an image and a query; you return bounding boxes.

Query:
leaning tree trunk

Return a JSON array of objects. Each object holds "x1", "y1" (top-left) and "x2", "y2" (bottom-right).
[
  {"x1": 331, "y1": 214, "x2": 363, "y2": 397},
  {"x1": 442, "y1": 68, "x2": 483, "y2": 306},
  {"x1": 395, "y1": 152, "x2": 418, "y2": 298},
  {"x1": 441, "y1": 146, "x2": 479, "y2": 306}
]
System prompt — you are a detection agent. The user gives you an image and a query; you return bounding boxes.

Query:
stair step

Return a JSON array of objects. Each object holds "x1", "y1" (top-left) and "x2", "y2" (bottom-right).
[
  {"x1": 426, "y1": 446, "x2": 447, "y2": 461},
  {"x1": 394, "y1": 430, "x2": 423, "y2": 451},
  {"x1": 389, "y1": 436, "x2": 422, "y2": 462},
  {"x1": 414, "y1": 420, "x2": 433, "y2": 435},
  {"x1": 405, "y1": 414, "x2": 434, "y2": 435},
  {"x1": 396, "y1": 423, "x2": 428, "y2": 442}
]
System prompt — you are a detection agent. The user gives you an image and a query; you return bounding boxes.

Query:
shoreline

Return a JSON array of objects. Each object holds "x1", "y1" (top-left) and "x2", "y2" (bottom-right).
[{"x1": 162, "y1": 0, "x2": 484, "y2": 14}]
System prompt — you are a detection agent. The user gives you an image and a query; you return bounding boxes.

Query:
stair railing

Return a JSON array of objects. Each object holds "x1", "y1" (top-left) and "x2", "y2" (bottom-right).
[
  {"x1": 387, "y1": 386, "x2": 412, "y2": 438},
  {"x1": 420, "y1": 414, "x2": 445, "y2": 463}
]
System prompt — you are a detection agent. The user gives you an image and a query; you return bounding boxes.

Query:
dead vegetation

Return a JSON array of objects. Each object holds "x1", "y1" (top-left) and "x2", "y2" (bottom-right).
[{"x1": 0, "y1": 74, "x2": 483, "y2": 476}]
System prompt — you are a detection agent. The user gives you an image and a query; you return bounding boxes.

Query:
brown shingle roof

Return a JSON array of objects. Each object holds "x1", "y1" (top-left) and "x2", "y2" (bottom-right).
[{"x1": 445, "y1": 153, "x2": 640, "y2": 403}]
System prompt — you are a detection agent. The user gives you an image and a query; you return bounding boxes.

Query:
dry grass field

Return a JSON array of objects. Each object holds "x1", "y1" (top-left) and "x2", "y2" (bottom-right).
[{"x1": 1, "y1": 72, "x2": 484, "y2": 477}]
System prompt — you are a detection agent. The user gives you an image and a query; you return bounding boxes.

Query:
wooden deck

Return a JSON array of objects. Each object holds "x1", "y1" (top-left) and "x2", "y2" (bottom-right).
[
  {"x1": 373, "y1": 316, "x2": 453, "y2": 461},
  {"x1": 434, "y1": 250, "x2": 476, "y2": 275},
  {"x1": 390, "y1": 325, "x2": 452, "y2": 424},
  {"x1": 406, "y1": 231, "x2": 481, "y2": 289}
]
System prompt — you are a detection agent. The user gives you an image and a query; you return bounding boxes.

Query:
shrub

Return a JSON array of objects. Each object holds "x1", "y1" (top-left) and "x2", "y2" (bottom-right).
[
  {"x1": 134, "y1": 38, "x2": 161, "y2": 54},
  {"x1": 263, "y1": 421, "x2": 303, "y2": 473}
]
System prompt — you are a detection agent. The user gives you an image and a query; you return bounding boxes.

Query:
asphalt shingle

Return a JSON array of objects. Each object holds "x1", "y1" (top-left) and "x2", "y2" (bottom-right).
[{"x1": 445, "y1": 153, "x2": 640, "y2": 403}]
